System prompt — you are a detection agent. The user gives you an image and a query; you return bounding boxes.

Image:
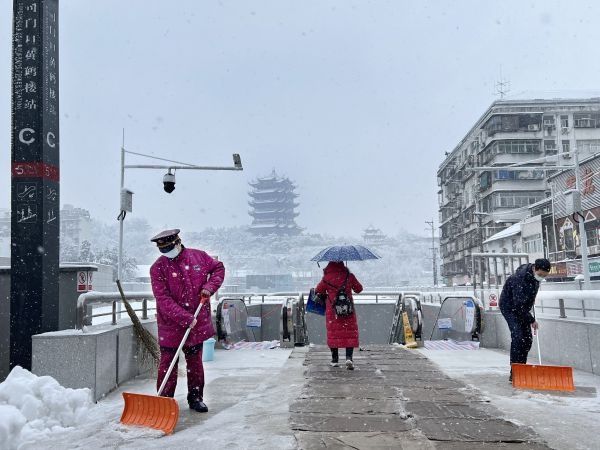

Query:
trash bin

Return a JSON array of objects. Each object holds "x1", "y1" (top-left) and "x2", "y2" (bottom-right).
[{"x1": 203, "y1": 337, "x2": 216, "y2": 361}]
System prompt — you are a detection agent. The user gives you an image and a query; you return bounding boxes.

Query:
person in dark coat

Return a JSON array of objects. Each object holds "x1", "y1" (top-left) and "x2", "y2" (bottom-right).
[
  {"x1": 499, "y1": 258, "x2": 551, "y2": 381},
  {"x1": 315, "y1": 261, "x2": 363, "y2": 370},
  {"x1": 150, "y1": 229, "x2": 225, "y2": 413}
]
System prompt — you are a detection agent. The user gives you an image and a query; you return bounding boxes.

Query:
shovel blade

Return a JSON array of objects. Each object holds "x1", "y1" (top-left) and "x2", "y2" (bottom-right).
[
  {"x1": 120, "y1": 392, "x2": 179, "y2": 434},
  {"x1": 511, "y1": 363, "x2": 575, "y2": 392}
]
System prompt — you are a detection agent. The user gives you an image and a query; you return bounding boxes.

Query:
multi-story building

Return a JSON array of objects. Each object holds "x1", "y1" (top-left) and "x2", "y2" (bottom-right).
[
  {"x1": 362, "y1": 225, "x2": 387, "y2": 245},
  {"x1": 60, "y1": 204, "x2": 92, "y2": 249},
  {"x1": 438, "y1": 97, "x2": 600, "y2": 285},
  {"x1": 248, "y1": 171, "x2": 301, "y2": 236}
]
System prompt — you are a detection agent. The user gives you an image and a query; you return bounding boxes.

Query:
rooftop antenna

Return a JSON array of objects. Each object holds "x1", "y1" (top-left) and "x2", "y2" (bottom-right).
[{"x1": 494, "y1": 66, "x2": 511, "y2": 99}]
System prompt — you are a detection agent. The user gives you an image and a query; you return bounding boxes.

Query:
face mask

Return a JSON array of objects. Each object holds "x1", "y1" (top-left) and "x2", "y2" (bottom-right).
[
  {"x1": 163, "y1": 245, "x2": 181, "y2": 259},
  {"x1": 534, "y1": 273, "x2": 544, "y2": 282}
]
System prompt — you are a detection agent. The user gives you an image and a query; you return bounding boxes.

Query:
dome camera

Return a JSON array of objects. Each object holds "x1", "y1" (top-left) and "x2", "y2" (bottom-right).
[{"x1": 163, "y1": 170, "x2": 176, "y2": 193}]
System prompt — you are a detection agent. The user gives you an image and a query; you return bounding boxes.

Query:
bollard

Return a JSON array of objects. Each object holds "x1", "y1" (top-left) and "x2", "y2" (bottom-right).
[
  {"x1": 142, "y1": 298, "x2": 148, "y2": 320},
  {"x1": 558, "y1": 298, "x2": 567, "y2": 318}
]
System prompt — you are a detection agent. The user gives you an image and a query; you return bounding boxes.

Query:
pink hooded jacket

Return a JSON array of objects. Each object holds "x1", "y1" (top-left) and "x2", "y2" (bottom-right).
[{"x1": 150, "y1": 247, "x2": 225, "y2": 348}]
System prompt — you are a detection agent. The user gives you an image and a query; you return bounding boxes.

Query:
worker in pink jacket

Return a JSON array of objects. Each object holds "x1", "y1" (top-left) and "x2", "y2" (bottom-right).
[{"x1": 150, "y1": 229, "x2": 225, "y2": 413}]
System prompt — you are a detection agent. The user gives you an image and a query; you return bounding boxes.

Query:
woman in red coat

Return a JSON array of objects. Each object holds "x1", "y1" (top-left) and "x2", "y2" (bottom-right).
[{"x1": 315, "y1": 261, "x2": 363, "y2": 370}]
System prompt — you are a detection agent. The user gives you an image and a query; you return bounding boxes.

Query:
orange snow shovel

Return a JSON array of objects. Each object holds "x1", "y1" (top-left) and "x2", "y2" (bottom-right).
[
  {"x1": 120, "y1": 300, "x2": 206, "y2": 434},
  {"x1": 512, "y1": 315, "x2": 574, "y2": 392}
]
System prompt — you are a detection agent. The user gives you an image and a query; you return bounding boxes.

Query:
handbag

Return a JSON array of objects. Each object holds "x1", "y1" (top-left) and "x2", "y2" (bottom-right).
[{"x1": 306, "y1": 288, "x2": 326, "y2": 316}]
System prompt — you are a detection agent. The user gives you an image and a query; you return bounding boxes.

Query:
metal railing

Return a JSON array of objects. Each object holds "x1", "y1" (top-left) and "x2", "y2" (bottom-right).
[
  {"x1": 536, "y1": 291, "x2": 600, "y2": 320},
  {"x1": 216, "y1": 291, "x2": 402, "y2": 304},
  {"x1": 76, "y1": 291, "x2": 156, "y2": 329}
]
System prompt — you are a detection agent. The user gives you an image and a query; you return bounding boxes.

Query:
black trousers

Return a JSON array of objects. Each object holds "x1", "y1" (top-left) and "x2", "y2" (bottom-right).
[
  {"x1": 501, "y1": 311, "x2": 533, "y2": 365},
  {"x1": 330, "y1": 347, "x2": 354, "y2": 362}
]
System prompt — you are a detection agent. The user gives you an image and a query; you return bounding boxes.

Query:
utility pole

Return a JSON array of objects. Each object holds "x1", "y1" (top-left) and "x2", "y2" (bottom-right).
[
  {"x1": 573, "y1": 143, "x2": 592, "y2": 289},
  {"x1": 425, "y1": 220, "x2": 438, "y2": 286}
]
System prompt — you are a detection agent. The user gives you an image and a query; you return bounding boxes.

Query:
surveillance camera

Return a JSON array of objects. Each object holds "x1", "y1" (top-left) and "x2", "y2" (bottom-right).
[
  {"x1": 163, "y1": 171, "x2": 176, "y2": 193},
  {"x1": 233, "y1": 153, "x2": 242, "y2": 169}
]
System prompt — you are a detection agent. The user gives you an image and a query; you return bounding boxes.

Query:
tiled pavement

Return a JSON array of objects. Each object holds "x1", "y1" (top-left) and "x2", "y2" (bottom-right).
[{"x1": 290, "y1": 345, "x2": 551, "y2": 449}]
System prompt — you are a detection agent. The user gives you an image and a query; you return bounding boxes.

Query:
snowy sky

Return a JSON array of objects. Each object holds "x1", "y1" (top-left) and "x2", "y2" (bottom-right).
[{"x1": 2, "y1": 0, "x2": 600, "y2": 237}]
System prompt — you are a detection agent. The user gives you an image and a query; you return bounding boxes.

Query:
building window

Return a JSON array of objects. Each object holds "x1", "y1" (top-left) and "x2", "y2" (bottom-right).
[
  {"x1": 561, "y1": 115, "x2": 569, "y2": 128},
  {"x1": 562, "y1": 140, "x2": 570, "y2": 154},
  {"x1": 574, "y1": 113, "x2": 600, "y2": 128},
  {"x1": 493, "y1": 191, "x2": 545, "y2": 208},
  {"x1": 493, "y1": 169, "x2": 544, "y2": 181},
  {"x1": 482, "y1": 140, "x2": 541, "y2": 164},
  {"x1": 523, "y1": 234, "x2": 543, "y2": 254},
  {"x1": 544, "y1": 140, "x2": 557, "y2": 154},
  {"x1": 576, "y1": 140, "x2": 600, "y2": 153}
]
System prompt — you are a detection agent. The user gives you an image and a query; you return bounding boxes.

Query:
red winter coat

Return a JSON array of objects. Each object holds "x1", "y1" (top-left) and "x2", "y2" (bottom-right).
[
  {"x1": 150, "y1": 247, "x2": 225, "y2": 348},
  {"x1": 315, "y1": 262, "x2": 363, "y2": 349}
]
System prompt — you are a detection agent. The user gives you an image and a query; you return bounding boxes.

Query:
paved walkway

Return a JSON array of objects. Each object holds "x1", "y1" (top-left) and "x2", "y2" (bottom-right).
[{"x1": 291, "y1": 345, "x2": 550, "y2": 449}]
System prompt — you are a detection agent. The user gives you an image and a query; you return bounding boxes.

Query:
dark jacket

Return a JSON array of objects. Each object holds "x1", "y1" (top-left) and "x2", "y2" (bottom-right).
[{"x1": 499, "y1": 263, "x2": 539, "y2": 323}]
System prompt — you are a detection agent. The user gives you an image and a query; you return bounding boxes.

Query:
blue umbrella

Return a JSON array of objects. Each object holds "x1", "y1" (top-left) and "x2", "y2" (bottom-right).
[{"x1": 310, "y1": 245, "x2": 381, "y2": 262}]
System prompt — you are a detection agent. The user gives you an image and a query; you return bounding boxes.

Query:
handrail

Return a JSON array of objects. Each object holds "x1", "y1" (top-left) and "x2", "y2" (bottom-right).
[
  {"x1": 217, "y1": 291, "x2": 403, "y2": 304},
  {"x1": 76, "y1": 291, "x2": 156, "y2": 329}
]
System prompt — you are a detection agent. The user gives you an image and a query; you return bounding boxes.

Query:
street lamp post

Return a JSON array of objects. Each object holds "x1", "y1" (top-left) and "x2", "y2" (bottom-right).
[
  {"x1": 117, "y1": 139, "x2": 243, "y2": 282},
  {"x1": 425, "y1": 220, "x2": 437, "y2": 286}
]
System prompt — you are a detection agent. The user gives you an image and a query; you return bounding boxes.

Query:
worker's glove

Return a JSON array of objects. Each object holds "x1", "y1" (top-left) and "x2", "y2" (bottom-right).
[{"x1": 200, "y1": 289, "x2": 211, "y2": 305}]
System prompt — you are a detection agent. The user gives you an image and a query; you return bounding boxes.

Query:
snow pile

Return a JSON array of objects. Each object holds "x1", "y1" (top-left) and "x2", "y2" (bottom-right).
[{"x1": 0, "y1": 366, "x2": 92, "y2": 450}]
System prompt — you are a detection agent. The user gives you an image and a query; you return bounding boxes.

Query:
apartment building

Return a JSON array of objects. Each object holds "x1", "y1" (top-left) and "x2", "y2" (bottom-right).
[{"x1": 438, "y1": 97, "x2": 600, "y2": 286}]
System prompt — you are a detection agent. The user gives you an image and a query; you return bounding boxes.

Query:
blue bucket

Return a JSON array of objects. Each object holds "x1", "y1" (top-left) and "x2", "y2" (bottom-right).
[{"x1": 203, "y1": 337, "x2": 216, "y2": 361}]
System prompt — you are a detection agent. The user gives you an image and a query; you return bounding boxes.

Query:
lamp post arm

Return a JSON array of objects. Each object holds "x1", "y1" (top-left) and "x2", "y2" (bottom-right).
[{"x1": 124, "y1": 164, "x2": 243, "y2": 171}]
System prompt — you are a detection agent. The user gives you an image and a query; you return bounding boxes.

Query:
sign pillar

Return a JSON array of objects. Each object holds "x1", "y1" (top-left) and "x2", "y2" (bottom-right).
[{"x1": 10, "y1": 0, "x2": 60, "y2": 370}]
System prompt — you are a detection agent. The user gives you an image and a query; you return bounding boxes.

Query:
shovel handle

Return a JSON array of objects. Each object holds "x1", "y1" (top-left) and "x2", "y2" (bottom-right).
[
  {"x1": 533, "y1": 306, "x2": 542, "y2": 365},
  {"x1": 157, "y1": 300, "x2": 204, "y2": 396}
]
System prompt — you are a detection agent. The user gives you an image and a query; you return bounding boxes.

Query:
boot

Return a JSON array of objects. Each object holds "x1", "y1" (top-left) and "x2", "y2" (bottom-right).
[
  {"x1": 189, "y1": 400, "x2": 208, "y2": 413},
  {"x1": 188, "y1": 392, "x2": 208, "y2": 413}
]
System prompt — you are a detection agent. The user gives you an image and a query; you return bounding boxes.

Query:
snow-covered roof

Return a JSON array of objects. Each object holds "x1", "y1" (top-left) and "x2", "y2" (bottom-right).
[
  {"x1": 483, "y1": 223, "x2": 521, "y2": 244},
  {"x1": 504, "y1": 90, "x2": 600, "y2": 101}
]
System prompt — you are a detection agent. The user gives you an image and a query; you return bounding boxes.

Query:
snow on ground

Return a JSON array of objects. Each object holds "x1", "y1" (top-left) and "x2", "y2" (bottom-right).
[
  {"x1": 420, "y1": 347, "x2": 600, "y2": 450},
  {"x1": 0, "y1": 366, "x2": 93, "y2": 450},
  {"x1": 7, "y1": 348, "x2": 301, "y2": 450}
]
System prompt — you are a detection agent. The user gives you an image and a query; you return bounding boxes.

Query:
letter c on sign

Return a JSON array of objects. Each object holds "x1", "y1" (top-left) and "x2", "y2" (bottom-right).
[
  {"x1": 47, "y1": 132, "x2": 56, "y2": 148},
  {"x1": 19, "y1": 128, "x2": 35, "y2": 145}
]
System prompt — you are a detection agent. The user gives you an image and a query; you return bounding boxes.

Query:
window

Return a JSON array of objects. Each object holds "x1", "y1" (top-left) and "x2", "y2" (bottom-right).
[
  {"x1": 482, "y1": 140, "x2": 542, "y2": 163},
  {"x1": 523, "y1": 234, "x2": 543, "y2": 254},
  {"x1": 574, "y1": 113, "x2": 600, "y2": 128},
  {"x1": 493, "y1": 191, "x2": 545, "y2": 208},
  {"x1": 544, "y1": 140, "x2": 557, "y2": 153},
  {"x1": 542, "y1": 116, "x2": 555, "y2": 127},
  {"x1": 564, "y1": 229, "x2": 574, "y2": 250},
  {"x1": 562, "y1": 140, "x2": 570, "y2": 154},
  {"x1": 561, "y1": 115, "x2": 569, "y2": 128},
  {"x1": 576, "y1": 140, "x2": 600, "y2": 153},
  {"x1": 493, "y1": 170, "x2": 544, "y2": 181}
]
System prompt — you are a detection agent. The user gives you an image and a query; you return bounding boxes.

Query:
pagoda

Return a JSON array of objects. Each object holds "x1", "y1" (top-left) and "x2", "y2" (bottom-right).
[
  {"x1": 362, "y1": 225, "x2": 387, "y2": 245},
  {"x1": 248, "y1": 171, "x2": 301, "y2": 235}
]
